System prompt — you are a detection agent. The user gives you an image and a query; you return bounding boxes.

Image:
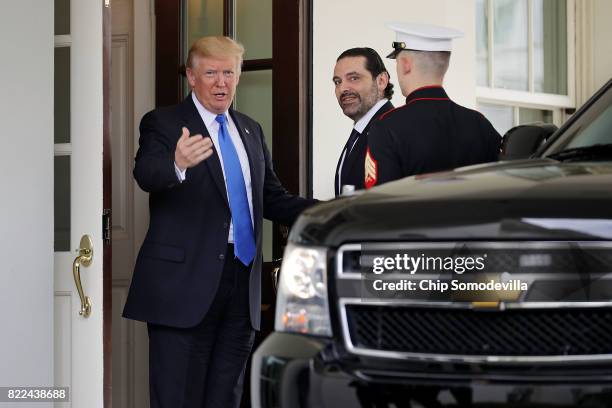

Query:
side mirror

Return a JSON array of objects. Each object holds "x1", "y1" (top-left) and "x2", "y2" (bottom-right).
[{"x1": 500, "y1": 122, "x2": 558, "y2": 160}]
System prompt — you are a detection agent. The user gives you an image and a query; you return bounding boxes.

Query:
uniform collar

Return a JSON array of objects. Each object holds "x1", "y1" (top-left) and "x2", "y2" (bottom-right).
[{"x1": 405, "y1": 85, "x2": 448, "y2": 104}]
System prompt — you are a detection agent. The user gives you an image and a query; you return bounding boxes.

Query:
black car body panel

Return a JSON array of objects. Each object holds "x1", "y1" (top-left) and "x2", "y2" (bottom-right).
[
  {"x1": 291, "y1": 160, "x2": 612, "y2": 246},
  {"x1": 254, "y1": 333, "x2": 612, "y2": 407}
]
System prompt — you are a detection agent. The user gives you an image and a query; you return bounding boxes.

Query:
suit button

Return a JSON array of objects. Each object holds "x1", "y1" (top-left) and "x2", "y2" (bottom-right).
[
  {"x1": 223, "y1": 222, "x2": 229, "y2": 228},
  {"x1": 218, "y1": 254, "x2": 225, "y2": 260}
]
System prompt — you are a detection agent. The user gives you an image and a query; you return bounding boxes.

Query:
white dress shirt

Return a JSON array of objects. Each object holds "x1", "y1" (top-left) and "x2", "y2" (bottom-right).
[{"x1": 175, "y1": 93, "x2": 254, "y2": 243}]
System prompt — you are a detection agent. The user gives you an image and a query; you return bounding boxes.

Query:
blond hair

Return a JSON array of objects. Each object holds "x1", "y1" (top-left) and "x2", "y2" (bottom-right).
[
  {"x1": 187, "y1": 36, "x2": 245, "y2": 72},
  {"x1": 401, "y1": 50, "x2": 451, "y2": 80}
]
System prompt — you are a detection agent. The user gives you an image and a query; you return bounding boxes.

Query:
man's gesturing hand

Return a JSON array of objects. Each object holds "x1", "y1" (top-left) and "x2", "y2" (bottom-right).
[{"x1": 174, "y1": 127, "x2": 214, "y2": 171}]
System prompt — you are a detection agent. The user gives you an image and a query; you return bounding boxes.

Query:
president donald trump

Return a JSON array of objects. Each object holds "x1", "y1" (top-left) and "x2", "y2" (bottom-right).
[{"x1": 123, "y1": 36, "x2": 315, "y2": 408}]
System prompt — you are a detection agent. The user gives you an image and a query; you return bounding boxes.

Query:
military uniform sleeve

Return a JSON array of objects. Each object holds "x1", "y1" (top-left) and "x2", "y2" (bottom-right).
[
  {"x1": 365, "y1": 121, "x2": 403, "y2": 188},
  {"x1": 479, "y1": 116, "x2": 502, "y2": 162}
]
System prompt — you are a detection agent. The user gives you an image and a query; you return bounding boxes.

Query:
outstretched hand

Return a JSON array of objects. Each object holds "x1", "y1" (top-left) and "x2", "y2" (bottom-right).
[{"x1": 174, "y1": 127, "x2": 214, "y2": 171}]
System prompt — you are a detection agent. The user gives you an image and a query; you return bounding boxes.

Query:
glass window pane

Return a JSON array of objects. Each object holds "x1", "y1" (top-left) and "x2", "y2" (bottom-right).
[
  {"x1": 236, "y1": 0, "x2": 272, "y2": 60},
  {"x1": 493, "y1": 0, "x2": 528, "y2": 90},
  {"x1": 55, "y1": 47, "x2": 70, "y2": 144},
  {"x1": 54, "y1": 156, "x2": 70, "y2": 252},
  {"x1": 186, "y1": 0, "x2": 223, "y2": 49},
  {"x1": 564, "y1": 104, "x2": 612, "y2": 149},
  {"x1": 478, "y1": 102, "x2": 514, "y2": 136},
  {"x1": 476, "y1": 0, "x2": 489, "y2": 86},
  {"x1": 55, "y1": 0, "x2": 70, "y2": 35},
  {"x1": 533, "y1": 0, "x2": 567, "y2": 94},
  {"x1": 184, "y1": 0, "x2": 224, "y2": 96},
  {"x1": 235, "y1": 70, "x2": 273, "y2": 261},
  {"x1": 519, "y1": 107, "x2": 553, "y2": 125}
]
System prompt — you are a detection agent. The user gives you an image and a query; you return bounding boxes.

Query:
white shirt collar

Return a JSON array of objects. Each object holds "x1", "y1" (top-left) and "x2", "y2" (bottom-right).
[
  {"x1": 191, "y1": 92, "x2": 229, "y2": 128},
  {"x1": 353, "y1": 99, "x2": 388, "y2": 134}
]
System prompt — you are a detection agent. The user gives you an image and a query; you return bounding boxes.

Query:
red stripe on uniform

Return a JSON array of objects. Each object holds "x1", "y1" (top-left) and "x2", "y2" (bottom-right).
[
  {"x1": 378, "y1": 97, "x2": 450, "y2": 120},
  {"x1": 410, "y1": 85, "x2": 445, "y2": 93}
]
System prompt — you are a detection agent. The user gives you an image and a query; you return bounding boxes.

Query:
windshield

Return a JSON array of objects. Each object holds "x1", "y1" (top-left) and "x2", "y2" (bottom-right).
[{"x1": 541, "y1": 82, "x2": 612, "y2": 157}]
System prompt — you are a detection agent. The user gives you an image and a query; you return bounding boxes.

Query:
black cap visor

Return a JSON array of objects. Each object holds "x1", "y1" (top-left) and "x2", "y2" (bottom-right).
[{"x1": 386, "y1": 41, "x2": 406, "y2": 59}]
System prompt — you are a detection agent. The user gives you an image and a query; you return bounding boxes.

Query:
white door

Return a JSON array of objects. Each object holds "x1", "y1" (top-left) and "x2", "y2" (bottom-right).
[
  {"x1": 0, "y1": 1, "x2": 55, "y2": 404},
  {"x1": 54, "y1": 0, "x2": 106, "y2": 406}
]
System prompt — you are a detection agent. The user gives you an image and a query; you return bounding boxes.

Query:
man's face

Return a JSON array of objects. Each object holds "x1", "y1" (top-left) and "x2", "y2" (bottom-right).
[
  {"x1": 187, "y1": 55, "x2": 240, "y2": 114},
  {"x1": 333, "y1": 56, "x2": 383, "y2": 122}
]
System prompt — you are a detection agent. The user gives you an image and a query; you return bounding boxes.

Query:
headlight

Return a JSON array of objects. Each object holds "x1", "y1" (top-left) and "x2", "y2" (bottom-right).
[{"x1": 274, "y1": 244, "x2": 332, "y2": 337}]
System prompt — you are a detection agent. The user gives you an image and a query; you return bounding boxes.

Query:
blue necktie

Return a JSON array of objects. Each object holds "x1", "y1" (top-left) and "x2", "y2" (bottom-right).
[{"x1": 215, "y1": 114, "x2": 256, "y2": 266}]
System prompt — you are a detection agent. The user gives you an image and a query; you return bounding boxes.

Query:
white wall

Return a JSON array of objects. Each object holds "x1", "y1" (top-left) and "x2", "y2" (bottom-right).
[
  {"x1": 312, "y1": 0, "x2": 477, "y2": 198},
  {"x1": 593, "y1": 0, "x2": 612, "y2": 91},
  {"x1": 0, "y1": 0, "x2": 54, "y2": 398}
]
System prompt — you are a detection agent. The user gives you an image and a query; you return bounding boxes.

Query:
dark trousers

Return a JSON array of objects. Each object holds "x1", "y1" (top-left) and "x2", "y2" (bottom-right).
[{"x1": 147, "y1": 245, "x2": 255, "y2": 408}]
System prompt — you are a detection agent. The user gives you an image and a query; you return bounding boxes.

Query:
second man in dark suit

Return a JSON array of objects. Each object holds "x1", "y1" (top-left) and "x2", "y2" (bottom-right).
[{"x1": 332, "y1": 47, "x2": 394, "y2": 196}]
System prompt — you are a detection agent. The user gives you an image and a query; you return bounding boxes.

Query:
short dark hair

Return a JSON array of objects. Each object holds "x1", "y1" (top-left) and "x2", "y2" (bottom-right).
[
  {"x1": 401, "y1": 50, "x2": 450, "y2": 79},
  {"x1": 337, "y1": 47, "x2": 394, "y2": 100}
]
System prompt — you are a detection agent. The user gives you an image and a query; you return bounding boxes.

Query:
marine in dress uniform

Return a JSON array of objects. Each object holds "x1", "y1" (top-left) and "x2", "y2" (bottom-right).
[{"x1": 364, "y1": 23, "x2": 501, "y2": 188}]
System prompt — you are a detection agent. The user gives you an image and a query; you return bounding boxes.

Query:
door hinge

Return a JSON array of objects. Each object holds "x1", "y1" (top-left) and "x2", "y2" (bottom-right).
[
  {"x1": 103, "y1": 209, "x2": 112, "y2": 245},
  {"x1": 104, "y1": 0, "x2": 110, "y2": 8}
]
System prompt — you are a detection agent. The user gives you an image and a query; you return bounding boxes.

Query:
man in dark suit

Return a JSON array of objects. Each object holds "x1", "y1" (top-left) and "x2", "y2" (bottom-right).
[
  {"x1": 365, "y1": 23, "x2": 500, "y2": 188},
  {"x1": 123, "y1": 36, "x2": 315, "y2": 408},
  {"x1": 332, "y1": 47, "x2": 394, "y2": 196}
]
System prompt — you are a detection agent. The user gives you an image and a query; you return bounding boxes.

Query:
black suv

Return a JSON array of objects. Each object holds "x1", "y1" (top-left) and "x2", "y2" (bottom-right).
[{"x1": 251, "y1": 79, "x2": 612, "y2": 408}]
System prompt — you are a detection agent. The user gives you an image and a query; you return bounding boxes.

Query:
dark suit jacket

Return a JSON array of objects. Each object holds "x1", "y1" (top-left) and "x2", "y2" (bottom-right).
[
  {"x1": 334, "y1": 100, "x2": 394, "y2": 196},
  {"x1": 122, "y1": 95, "x2": 314, "y2": 330}
]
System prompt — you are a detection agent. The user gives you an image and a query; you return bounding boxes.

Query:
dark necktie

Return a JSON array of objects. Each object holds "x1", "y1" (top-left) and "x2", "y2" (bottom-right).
[
  {"x1": 215, "y1": 114, "x2": 256, "y2": 266},
  {"x1": 346, "y1": 128, "x2": 360, "y2": 155}
]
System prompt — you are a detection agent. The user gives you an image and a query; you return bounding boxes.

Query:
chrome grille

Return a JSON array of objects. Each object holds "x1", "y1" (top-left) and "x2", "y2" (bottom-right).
[
  {"x1": 346, "y1": 304, "x2": 612, "y2": 356},
  {"x1": 337, "y1": 242, "x2": 612, "y2": 363}
]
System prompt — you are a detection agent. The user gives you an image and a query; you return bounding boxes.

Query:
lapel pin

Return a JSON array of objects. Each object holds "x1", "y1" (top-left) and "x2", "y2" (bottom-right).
[{"x1": 244, "y1": 128, "x2": 250, "y2": 135}]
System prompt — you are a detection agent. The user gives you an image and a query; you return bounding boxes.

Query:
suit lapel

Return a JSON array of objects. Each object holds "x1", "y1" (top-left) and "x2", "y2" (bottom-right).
[
  {"x1": 181, "y1": 95, "x2": 229, "y2": 207},
  {"x1": 229, "y1": 109, "x2": 262, "y2": 236},
  {"x1": 334, "y1": 144, "x2": 347, "y2": 196},
  {"x1": 228, "y1": 110, "x2": 259, "y2": 191},
  {"x1": 341, "y1": 135, "x2": 365, "y2": 182}
]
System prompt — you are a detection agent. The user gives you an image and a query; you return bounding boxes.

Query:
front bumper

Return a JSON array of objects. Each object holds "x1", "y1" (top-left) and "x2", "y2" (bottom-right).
[{"x1": 251, "y1": 332, "x2": 612, "y2": 408}]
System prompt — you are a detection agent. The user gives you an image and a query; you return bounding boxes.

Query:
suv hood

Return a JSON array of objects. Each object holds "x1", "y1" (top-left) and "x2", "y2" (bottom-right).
[{"x1": 292, "y1": 160, "x2": 612, "y2": 246}]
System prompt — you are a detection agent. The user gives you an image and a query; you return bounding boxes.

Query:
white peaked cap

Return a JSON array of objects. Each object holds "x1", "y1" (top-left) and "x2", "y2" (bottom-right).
[{"x1": 386, "y1": 22, "x2": 464, "y2": 58}]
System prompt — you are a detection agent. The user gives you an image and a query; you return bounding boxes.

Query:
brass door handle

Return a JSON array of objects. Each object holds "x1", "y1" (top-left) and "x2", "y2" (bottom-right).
[{"x1": 72, "y1": 235, "x2": 93, "y2": 317}]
